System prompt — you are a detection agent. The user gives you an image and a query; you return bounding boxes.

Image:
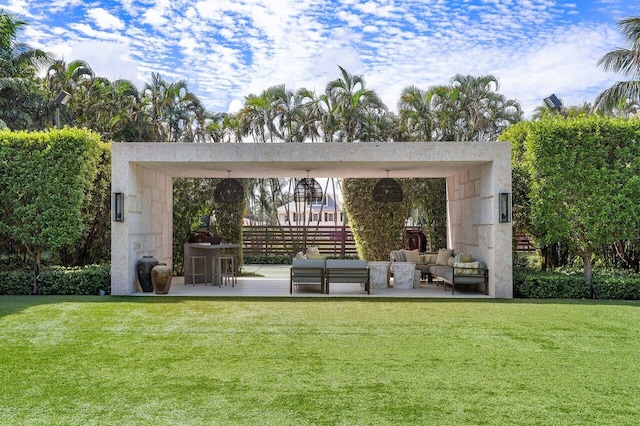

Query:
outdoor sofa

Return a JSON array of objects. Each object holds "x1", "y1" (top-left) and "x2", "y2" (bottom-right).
[
  {"x1": 290, "y1": 259, "x2": 370, "y2": 294},
  {"x1": 390, "y1": 249, "x2": 488, "y2": 295}
]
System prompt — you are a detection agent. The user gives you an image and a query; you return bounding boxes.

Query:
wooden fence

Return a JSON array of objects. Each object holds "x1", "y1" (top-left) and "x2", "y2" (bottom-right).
[
  {"x1": 242, "y1": 226, "x2": 536, "y2": 257},
  {"x1": 242, "y1": 225, "x2": 358, "y2": 257},
  {"x1": 515, "y1": 233, "x2": 536, "y2": 252}
]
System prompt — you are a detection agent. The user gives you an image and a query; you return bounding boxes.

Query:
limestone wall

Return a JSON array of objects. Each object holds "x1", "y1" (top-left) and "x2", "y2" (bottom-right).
[
  {"x1": 446, "y1": 161, "x2": 512, "y2": 298},
  {"x1": 111, "y1": 160, "x2": 172, "y2": 295}
]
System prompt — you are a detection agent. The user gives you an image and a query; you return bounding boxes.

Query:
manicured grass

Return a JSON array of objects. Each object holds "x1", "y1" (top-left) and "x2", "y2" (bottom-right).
[{"x1": 1, "y1": 297, "x2": 639, "y2": 425}]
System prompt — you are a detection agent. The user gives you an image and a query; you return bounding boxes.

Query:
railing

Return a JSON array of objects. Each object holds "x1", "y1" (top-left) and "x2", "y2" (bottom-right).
[{"x1": 242, "y1": 225, "x2": 357, "y2": 257}]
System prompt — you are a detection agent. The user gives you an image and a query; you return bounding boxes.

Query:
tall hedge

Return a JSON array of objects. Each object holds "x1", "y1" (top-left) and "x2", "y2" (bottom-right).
[
  {"x1": 0, "y1": 128, "x2": 105, "y2": 293},
  {"x1": 342, "y1": 178, "x2": 412, "y2": 260},
  {"x1": 213, "y1": 178, "x2": 247, "y2": 272},
  {"x1": 501, "y1": 116, "x2": 640, "y2": 294}
]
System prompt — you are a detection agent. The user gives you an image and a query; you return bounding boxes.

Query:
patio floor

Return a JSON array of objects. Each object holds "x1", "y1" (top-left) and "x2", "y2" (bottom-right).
[{"x1": 132, "y1": 264, "x2": 491, "y2": 298}]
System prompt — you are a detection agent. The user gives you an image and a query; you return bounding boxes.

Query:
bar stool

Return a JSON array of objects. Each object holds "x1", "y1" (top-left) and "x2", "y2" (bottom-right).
[
  {"x1": 189, "y1": 255, "x2": 208, "y2": 285},
  {"x1": 215, "y1": 255, "x2": 236, "y2": 287}
]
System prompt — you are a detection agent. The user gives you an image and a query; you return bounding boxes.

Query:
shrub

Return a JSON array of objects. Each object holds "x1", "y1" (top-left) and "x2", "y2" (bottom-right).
[
  {"x1": 514, "y1": 267, "x2": 590, "y2": 299},
  {"x1": 0, "y1": 265, "x2": 110, "y2": 295},
  {"x1": 244, "y1": 255, "x2": 301, "y2": 265},
  {"x1": 592, "y1": 270, "x2": 640, "y2": 300},
  {"x1": 39, "y1": 265, "x2": 110, "y2": 295},
  {"x1": 0, "y1": 271, "x2": 33, "y2": 295},
  {"x1": 514, "y1": 267, "x2": 640, "y2": 300}
]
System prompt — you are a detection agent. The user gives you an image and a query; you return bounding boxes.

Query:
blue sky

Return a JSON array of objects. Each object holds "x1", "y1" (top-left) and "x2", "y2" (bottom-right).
[{"x1": 2, "y1": 0, "x2": 639, "y2": 117}]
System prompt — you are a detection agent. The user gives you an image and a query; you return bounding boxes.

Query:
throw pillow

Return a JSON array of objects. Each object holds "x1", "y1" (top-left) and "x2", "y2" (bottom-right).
[
  {"x1": 306, "y1": 253, "x2": 327, "y2": 260},
  {"x1": 454, "y1": 253, "x2": 473, "y2": 263},
  {"x1": 420, "y1": 253, "x2": 437, "y2": 265},
  {"x1": 307, "y1": 246, "x2": 320, "y2": 256},
  {"x1": 435, "y1": 249, "x2": 454, "y2": 265},
  {"x1": 403, "y1": 249, "x2": 420, "y2": 264},
  {"x1": 391, "y1": 250, "x2": 406, "y2": 262},
  {"x1": 447, "y1": 256, "x2": 455, "y2": 267},
  {"x1": 295, "y1": 251, "x2": 304, "y2": 259},
  {"x1": 454, "y1": 261, "x2": 480, "y2": 275}
]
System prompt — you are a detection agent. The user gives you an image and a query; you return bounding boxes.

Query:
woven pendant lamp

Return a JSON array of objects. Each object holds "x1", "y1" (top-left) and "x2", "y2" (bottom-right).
[
  {"x1": 294, "y1": 171, "x2": 323, "y2": 203},
  {"x1": 373, "y1": 170, "x2": 403, "y2": 202},
  {"x1": 214, "y1": 171, "x2": 244, "y2": 203}
]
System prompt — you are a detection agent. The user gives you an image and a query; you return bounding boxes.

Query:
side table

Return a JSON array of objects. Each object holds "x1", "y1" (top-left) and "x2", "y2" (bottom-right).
[
  {"x1": 392, "y1": 262, "x2": 415, "y2": 289},
  {"x1": 368, "y1": 261, "x2": 390, "y2": 288}
]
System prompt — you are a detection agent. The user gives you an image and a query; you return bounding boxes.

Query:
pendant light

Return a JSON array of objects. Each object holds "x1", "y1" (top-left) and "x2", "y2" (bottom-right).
[
  {"x1": 294, "y1": 170, "x2": 323, "y2": 203},
  {"x1": 214, "y1": 171, "x2": 244, "y2": 203},
  {"x1": 373, "y1": 170, "x2": 403, "y2": 202}
]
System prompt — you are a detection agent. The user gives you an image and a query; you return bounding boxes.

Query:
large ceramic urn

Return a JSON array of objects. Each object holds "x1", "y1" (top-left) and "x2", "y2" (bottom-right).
[
  {"x1": 136, "y1": 256, "x2": 158, "y2": 292},
  {"x1": 151, "y1": 263, "x2": 173, "y2": 294}
]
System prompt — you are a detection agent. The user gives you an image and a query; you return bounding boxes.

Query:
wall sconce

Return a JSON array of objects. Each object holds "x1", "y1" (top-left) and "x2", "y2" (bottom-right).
[
  {"x1": 499, "y1": 192, "x2": 511, "y2": 223},
  {"x1": 114, "y1": 192, "x2": 124, "y2": 222}
]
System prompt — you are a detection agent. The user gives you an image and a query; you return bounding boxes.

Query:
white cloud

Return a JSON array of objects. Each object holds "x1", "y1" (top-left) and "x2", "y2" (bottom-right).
[
  {"x1": 67, "y1": 40, "x2": 145, "y2": 87},
  {"x1": 2, "y1": 0, "x2": 31, "y2": 16},
  {"x1": 141, "y1": 0, "x2": 171, "y2": 27},
  {"x1": 8, "y1": 0, "x2": 638, "y2": 118},
  {"x1": 86, "y1": 7, "x2": 125, "y2": 31}
]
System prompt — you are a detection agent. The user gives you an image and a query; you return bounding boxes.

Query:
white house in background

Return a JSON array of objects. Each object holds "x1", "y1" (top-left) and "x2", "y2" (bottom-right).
[{"x1": 277, "y1": 194, "x2": 345, "y2": 225}]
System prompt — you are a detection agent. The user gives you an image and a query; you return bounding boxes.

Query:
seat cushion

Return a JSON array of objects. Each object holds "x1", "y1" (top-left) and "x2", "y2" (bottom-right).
[
  {"x1": 429, "y1": 265, "x2": 453, "y2": 283},
  {"x1": 326, "y1": 259, "x2": 367, "y2": 269},
  {"x1": 415, "y1": 264, "x2": 430, "y2": 274},
  {"x1": 326, "y1": 260, "x2": 369, "y2": 283}
]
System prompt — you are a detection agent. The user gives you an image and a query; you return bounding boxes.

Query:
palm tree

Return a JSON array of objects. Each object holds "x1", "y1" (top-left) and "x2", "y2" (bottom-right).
[
  {"x1": 294, "y1": 88, "x2": 322, "y2": 143},
  {"x1": 593, "y1": 16, "x2": 640, "y2": 113},
  {"x1": 448, "y1": 74, "x2": 521, "y2": 141},
  {"x1": 398, "y1": 85, "x2": 437, "y2": 141},
  {"x1": 416, "y1": 75, "x2": 521, "y2": 141},
  {"x1": 141, "y1": 73, "x2": 205, "y2": 142},
  {"x1": 108, "y1": 79, "x2": 146, "y2": 141},
  {"x1": 240, "y1": 92, "x2": 272, "y2": 143},
  {"x1": 325, "y1": 66, "x2": 388, "y2": 142},
  {"x1": 0, "y1": 10, "x2": 54, "y2": 129},
  {"x1": 221, "y1": 113, "x2": 247, "y2": 143},
  {"x1": 45, "y1": 60, "x2": 96, "y2": 128}
]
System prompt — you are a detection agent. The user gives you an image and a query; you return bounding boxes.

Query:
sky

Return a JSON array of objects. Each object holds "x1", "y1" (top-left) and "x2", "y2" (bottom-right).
[{"x1": 2, "y1": 0, "x2": 639, "y2": 117}]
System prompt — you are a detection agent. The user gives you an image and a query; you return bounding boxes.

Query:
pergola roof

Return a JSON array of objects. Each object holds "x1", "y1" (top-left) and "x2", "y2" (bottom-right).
[{"x1": 119, "y1": 141, "x2": 506, "y2": 179}]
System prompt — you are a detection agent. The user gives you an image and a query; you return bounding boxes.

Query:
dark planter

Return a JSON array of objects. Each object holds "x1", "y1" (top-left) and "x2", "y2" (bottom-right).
[
  {"x1": 136, "y1": 256, "x2": 158, "y2": 292},
  {"x1": 151, "y1": 263, "x2": 172, "y2": 294}
]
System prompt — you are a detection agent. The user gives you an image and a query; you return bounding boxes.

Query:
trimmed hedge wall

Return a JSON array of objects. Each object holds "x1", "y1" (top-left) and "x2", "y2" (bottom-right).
[
  {"x1": 0, "y1": 265, "x2": 110, "y2": 295},
  {"x1": 514, "y1": 267, "x2": 640, "y2": 300},
  {"x1": 3, "y1": 264, "x2": 639, "y2": 299}
]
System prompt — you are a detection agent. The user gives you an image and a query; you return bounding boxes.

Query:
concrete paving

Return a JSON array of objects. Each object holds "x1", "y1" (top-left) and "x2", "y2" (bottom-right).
[{"x1": 131, "y1": 264, "x2": 490, "y2": 298}]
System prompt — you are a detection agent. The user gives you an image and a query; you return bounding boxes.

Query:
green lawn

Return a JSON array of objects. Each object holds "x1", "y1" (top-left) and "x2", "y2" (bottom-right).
[{"x1": 1, "y1": 297, "x2": 639, "y2": 425}]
